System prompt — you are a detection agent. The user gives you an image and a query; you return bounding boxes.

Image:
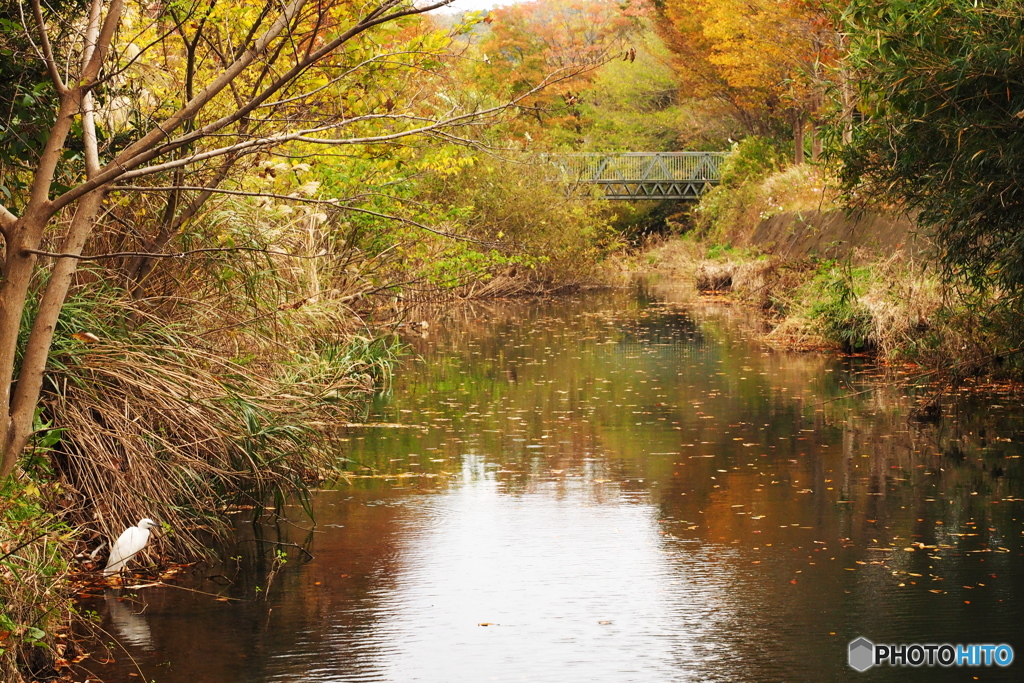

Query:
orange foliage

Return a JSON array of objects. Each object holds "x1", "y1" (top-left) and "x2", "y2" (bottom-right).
[
  {"x1": 656, "y1": 0, "x2": 838, "y2": 136},
  {"x1": 474, "y1": 0, "x2": 649, "y2": 136}
]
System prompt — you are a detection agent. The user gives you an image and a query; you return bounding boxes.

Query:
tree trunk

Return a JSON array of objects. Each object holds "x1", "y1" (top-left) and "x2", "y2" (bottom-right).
[
  {"x1": 4, "y1": 191, "x2": 107, "y2": 475},
  {"x1": 0, "y1": 89, "x2": 86, "y2": 479},
  {"x1": 0, "y1": 241, "x2": 41, "y2": 478}
]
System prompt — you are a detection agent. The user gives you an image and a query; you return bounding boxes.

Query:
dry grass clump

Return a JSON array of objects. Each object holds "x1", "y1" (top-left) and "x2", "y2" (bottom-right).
[
  {"x1": 34, "y1": 203, "x2": 400, "y2": 562},
  {"x1": 757, "y1": 165, "x2": 840, "y2": 215},
  {"x1": 701, "y1": 249, "x2": 994, "y2": 367},
  {"x1": 631, "y1": 236, "x2": 703, "y2": 276},
  {"x1": 854, "y1": 252, "x2": 944, "y2": 359},
  {"x1": 753, "y1": 252, "x2": 942, "y2": 356},
  {"x1": 695, "y1": 262, "x2": 734, "y2": 292},
  {"x1": 729, "y1": 258, "x2": 800, "y2": 308},
  {"x1": 656, "y1": 243, "x2": 955, "y2": 360},
  {"x1": 45, "y1": 339, "x2": 374, "y2": 560}
]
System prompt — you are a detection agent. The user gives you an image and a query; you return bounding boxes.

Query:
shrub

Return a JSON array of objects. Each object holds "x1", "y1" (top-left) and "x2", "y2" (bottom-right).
[
  {"x1": 420, "y1": 156, "x2": 622, "y2": 292},
  {"x1": 718, "y1": 136, "x2": 788, "y2": 187},
  {"x1": 1, "y1": 473, "x2": 75, "y2": 681},
  {"x1": 692, "y1": 155, "x2": 835, "y2": 243},
  {"x1": 805, "y1": 263, "x2": 876, "y2": 352}
]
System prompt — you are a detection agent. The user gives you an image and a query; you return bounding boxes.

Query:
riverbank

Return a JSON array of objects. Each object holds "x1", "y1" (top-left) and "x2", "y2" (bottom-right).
[{"x1": 641, "y1": 156, "x2": 1024, "y2": 379}]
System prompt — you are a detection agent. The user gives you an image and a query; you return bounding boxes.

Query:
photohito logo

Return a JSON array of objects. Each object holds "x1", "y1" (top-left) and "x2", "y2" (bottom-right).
[{"x1": 848, "y1": 637, "x2": 1014, "y2": 671}]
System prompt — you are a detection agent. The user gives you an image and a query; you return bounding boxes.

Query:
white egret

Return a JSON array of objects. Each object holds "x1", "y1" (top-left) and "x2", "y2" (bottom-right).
[{"x1": 103, "y1": 518, "x2": 159, "y2": 575}]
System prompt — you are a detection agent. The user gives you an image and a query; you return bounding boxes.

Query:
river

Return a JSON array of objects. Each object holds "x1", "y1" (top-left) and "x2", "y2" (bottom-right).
[{"x1": 82, "y1": 279, "x2": 1023, "y2": 682}]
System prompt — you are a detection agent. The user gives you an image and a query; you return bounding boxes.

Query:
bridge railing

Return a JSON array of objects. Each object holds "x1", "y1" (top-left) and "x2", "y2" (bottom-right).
[{"x1": 543, "y1": 152, "x2": 727, "y2": 183}]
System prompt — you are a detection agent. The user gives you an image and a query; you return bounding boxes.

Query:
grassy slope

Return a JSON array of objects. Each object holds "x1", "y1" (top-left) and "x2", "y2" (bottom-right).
[{"x1": 646, "y1": 163, "x2": 1024, "y2": 378}]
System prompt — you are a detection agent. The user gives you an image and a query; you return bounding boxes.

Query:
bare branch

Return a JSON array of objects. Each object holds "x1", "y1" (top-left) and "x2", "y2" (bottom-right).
[
  {"x1": 111, "y1": 0, "x2": 313, "y2": 164},
  {"x1": 21, "y1": 246, "x2": 327, "y2": 261},
  {"x1": 79, "y1": 0, "x2": 126, "y2": 87},
  {"x1": 29, "y1": 0, "x2": 67, "y2": 92},
  {"x1": 80, "y1": 0, "x2": 104, "y2": 177},
  {"x1": 50, "y1": 67, "x2": 577, "y2": 212},
  {"x1": 0, "y1": 205, "x2": 17, "y2": 230},
  {"x1": 112, "y1": 185, "x2": 495, "y2": 244},
  {"x1": 255, "y1": 50, "x2": 447, "y2": 110},
  {"x1": 112, "y1": 185, "x2": 351, "y2": 206},
  {"x1": 109, "y1": 0, "x2": 458, "y2": 176},
  {"x1": 333, "y1": 205, "x2": 493, "y2": 245}
]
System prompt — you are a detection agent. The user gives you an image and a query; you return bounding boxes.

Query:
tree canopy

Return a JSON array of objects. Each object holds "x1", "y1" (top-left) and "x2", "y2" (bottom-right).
[
  {"x1": 833, "y1": 0, "x2": 1024, "y2": 300},
  {"x1": 654, "y1": 0, "x2": 839, "y2": 157}
]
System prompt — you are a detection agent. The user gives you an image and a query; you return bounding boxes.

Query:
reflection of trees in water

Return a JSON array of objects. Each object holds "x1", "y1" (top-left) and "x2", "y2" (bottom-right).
[
  {"x1": 91, "y1": 280, "x2": 1024, "y2": 682},
  {"x1": 363, "y1": 278, "x2": 1024, "y2": 608},
  {"x1": 832, "y1": 393, "x2": 1022, "y2": 542}
]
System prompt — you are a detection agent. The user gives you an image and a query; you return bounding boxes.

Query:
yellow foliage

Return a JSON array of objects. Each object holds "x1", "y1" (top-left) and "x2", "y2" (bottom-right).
[{"x1": 658, "y1": 0, "x2": 838, "y2": 128}]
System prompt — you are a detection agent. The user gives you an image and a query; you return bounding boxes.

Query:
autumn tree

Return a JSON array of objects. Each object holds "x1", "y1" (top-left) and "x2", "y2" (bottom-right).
[
  {"x1": 472, "y1": 0, "x2": 646, "y2": 136},
  {"x1": 0, "y1": 0, "x2": 576, "y2": 481},
  {"x1": 654, "y1": 0, "x2": 838, "y2": 160}
]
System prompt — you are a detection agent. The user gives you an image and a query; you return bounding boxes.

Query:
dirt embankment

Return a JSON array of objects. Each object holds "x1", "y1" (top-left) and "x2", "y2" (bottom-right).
[{"x1": 739, "y1": 210, "x2": 925, "y2": 260}]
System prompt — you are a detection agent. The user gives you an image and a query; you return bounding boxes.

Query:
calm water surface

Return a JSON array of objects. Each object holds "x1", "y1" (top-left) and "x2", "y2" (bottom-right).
[{"x1": 84, "y1": 280, "x2": 1024, "y2": 682}]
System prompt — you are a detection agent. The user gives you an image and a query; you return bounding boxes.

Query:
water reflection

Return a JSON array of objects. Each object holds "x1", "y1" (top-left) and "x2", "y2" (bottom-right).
[
  {"x1": 372, "y1": 462, "x2": 729, "y2": 682},
  {"x1": 83, "y1": 279, "x2": 1023, "y2": 683},
  {"x1": 104, "y1": 591, "x2": 154, "y2": 651}
]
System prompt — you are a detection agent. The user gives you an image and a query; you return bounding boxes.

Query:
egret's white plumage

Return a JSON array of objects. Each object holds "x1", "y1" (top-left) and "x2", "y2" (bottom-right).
[{"x1": 103, "y1": 518, "x2": 158, "y2": 575}]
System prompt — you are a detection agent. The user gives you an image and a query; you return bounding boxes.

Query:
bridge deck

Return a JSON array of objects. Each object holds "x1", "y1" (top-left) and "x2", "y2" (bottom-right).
[{"x1": 545, "y1": 152, "x2": 726, "y2": 200}]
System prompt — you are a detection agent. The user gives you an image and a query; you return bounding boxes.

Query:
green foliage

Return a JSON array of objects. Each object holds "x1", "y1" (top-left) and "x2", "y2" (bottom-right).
[
  {"x1": 691, "y1": 161, "x2": 833, "y2": 243},
  {"x1": 554, "y1": 28, "x2": 722, "y2": 151},
  {"x1": 703, "y1": 243, "x2": 761, "y2": 261},
  {"x1": 690, "y1": 136, "x2": 789, "y2": 238},
  {"x1": 0, "y1": 479, "x2": 73, "y2": 681},
  {"x1": 832, "y1": 0, "x2": 1024, "y2": 304},
  {"x1": 421, "y1": 155, "x2": 621, "y2": 286},
  {"x1": 803, "y1": 262, "x2": 875, "y2": 352},
  {"x1": 719, "y1": 136, "x2": 787, "y2": 187}
]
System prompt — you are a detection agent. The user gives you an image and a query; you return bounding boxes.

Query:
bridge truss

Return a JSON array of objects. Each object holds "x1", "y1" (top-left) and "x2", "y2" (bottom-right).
[{"x1": 546, "y1": 152, "x2": 726, "y2": 200}]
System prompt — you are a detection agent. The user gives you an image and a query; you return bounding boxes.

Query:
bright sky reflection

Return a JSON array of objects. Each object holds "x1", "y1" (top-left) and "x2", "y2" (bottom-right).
[{"x1": 371, "y1": 455, "x2": 734, "y2": 682}]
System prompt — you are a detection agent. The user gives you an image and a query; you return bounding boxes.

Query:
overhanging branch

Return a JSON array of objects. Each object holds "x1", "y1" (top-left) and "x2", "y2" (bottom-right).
[{"x1": 21, "y1": 246, "x2": 327, "y2": 261}]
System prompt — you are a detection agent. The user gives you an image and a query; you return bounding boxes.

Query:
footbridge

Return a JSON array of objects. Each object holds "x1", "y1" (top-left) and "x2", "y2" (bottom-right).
[{"x1": 545, "y1": 151, "x2": 726, "y2": 200}]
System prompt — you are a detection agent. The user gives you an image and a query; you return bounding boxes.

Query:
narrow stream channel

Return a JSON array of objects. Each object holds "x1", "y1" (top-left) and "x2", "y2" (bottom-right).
[{"x1": 83, "y1": 279, "x2": 1023, "y2": 682}]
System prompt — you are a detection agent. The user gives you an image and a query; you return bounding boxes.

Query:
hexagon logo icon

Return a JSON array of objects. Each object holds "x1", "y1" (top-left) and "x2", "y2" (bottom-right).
[{"x1": 848, "y1": 637, "x2": 875, "y2": 672}]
